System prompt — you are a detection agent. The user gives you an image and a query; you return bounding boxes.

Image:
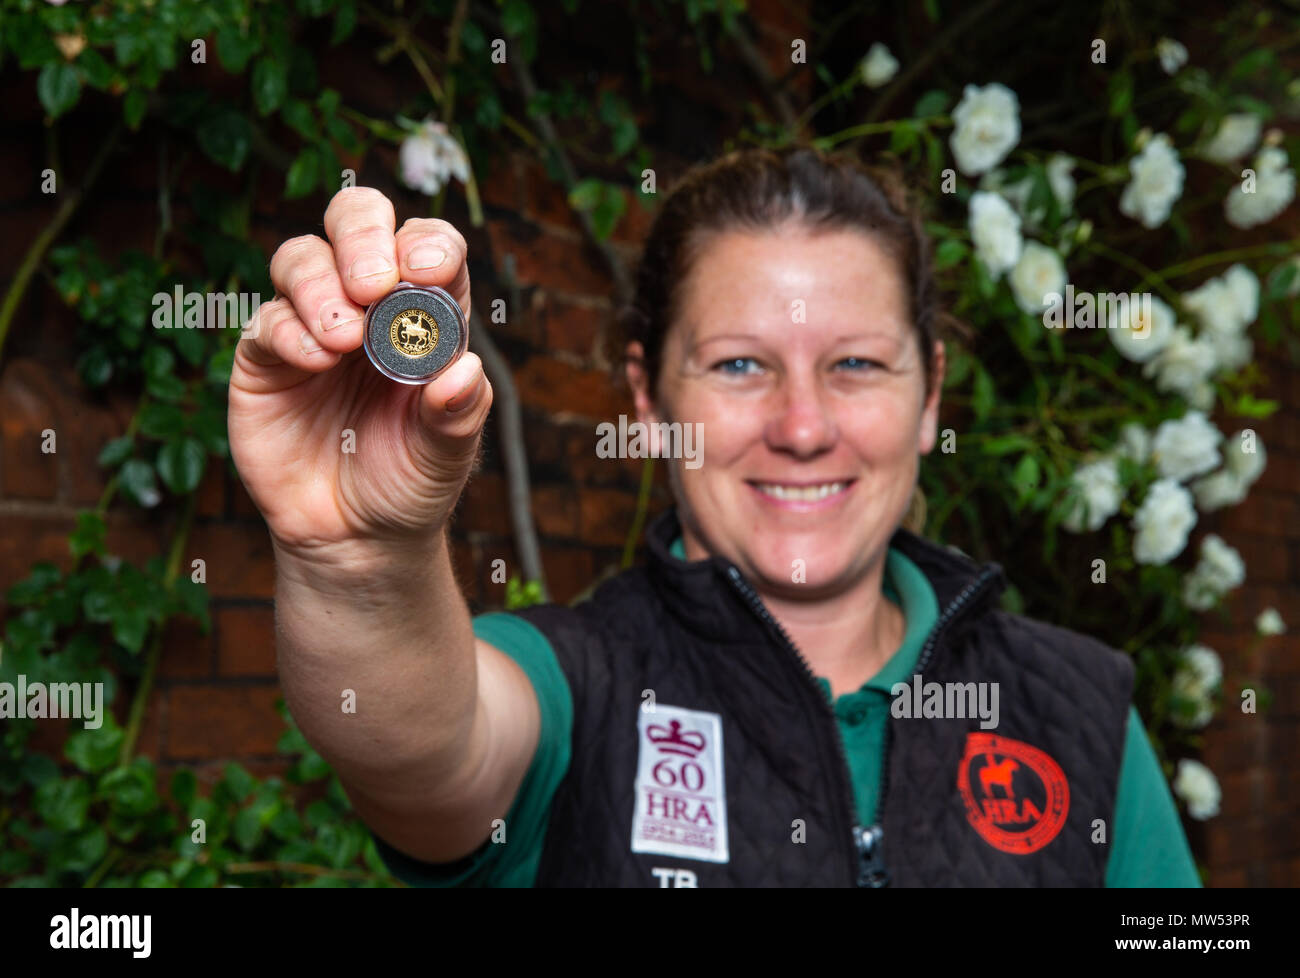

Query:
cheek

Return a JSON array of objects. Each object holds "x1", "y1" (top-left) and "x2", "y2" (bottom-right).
[{"x1": 841, "y1": 395, "x2": 925, "y2": 460}]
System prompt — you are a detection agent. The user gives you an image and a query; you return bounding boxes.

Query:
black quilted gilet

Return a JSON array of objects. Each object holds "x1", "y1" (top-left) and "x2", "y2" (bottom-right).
[{"x1": 510, "y1": 508, "x2": 1134, "y2": 887}]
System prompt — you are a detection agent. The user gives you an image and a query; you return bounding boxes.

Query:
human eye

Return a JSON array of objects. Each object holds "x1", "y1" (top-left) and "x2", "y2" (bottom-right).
[
  {"x1": 712, "y1": 356, "x2": 762, "y2": 375},
  {"x1": 833, "y1": 356, "x2": 883, "y2": 372}
]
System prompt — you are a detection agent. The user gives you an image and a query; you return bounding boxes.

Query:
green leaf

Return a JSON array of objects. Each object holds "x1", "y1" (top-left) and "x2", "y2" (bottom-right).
[
  {"x1": 285, "y1": 147, "x2": 320, "y2": 199},
  {"x1": 282, "y1": 99, "x2": 317, "y2": 140},
  {"x1": 1107, "y1": 71, "x2": 1132, "y2": 118},
  {"x1": 6, "y1": 562, "x2": 61, "y2": 605},
  {"x1": 252, "y1": 57, "x2": 288, "y2": 116},
  {"x1": 123, "y1": 89, "x2": 148, "y2": 130},
  {"x1": 139, "y1": 402, "x2": 187, "y2": 440},
  {"x1": 98, "y1": 436, "x2": 134, "y2": 468},
  {"x1": 913, "y1": 90, "x2": 949, "y2": 118},
  {"x1": 171, "y1": 770, "x2": 198, "y2": 809},
  {"x1": 37, "y1": 62, "x2": 82, "y2": 118},
  {"x1": 221, "y1": 763, "x2": 257, "y2": 803},
  {"x1": 198, "y1": 110, "x2": 252, "y2": 172},
  {"x1": 35, "y1": 777, "x2": 91, "y2": 831},
  {"x1": 934, "y1": 239, "x2": 966, "y2": 271},
  {"x1": 118, "y1": 459, "x2": 161, "y2": 508},
  {"x1": 331, "y1": 0, "x2": 359, "y2": 45},
  {"x1": 156, "y1": 437, "x2": 207, "y2": 494},
  {"x1": 216, "y1": 24, "x2": 260, "y2": 73},
  {"x1": 69, "y1": 511, "x2": 107, "y2": 560},
  {"x1": 1012, "y1": 454, "x2": 1041, "y2": 506},
  {"x1": 65, "y1": 724, "x2": 125, "y2": 774}
]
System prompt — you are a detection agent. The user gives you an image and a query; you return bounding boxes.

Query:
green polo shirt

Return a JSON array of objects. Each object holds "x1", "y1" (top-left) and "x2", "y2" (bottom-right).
[{"x1": 374, "y1": 539, "x2": 1201, "y2": 887}]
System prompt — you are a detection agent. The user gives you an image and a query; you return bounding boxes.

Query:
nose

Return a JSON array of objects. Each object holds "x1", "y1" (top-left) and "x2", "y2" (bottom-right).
[{"x1": 763, "y1": 372, "x2": 838, "y2": 459}]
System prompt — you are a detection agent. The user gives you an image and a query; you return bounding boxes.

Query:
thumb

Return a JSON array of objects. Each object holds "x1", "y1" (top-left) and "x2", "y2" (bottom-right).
[{"x1": 408, "y1": 352, "x2": 493, "y2": 478}]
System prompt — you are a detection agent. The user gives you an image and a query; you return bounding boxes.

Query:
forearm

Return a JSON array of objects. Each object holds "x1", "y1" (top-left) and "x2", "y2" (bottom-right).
[{"x1": 271, "y1": 529, "x2": 479, "y2": 803}]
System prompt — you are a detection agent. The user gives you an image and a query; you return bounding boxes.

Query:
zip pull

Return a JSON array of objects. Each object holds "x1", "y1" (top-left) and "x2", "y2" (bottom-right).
[{"x1": 854, "y1": 824, "x2": 890, "y2": 888}]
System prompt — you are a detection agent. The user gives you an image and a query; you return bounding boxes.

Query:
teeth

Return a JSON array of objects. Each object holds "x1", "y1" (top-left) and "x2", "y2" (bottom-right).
[{"x1": 754, "y1": 482, "x2": 846, "y2": 501}]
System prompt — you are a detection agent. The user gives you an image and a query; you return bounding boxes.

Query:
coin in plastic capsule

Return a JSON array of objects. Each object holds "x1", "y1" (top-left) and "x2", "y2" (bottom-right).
[{"x1": 362, "y1": 282, "x2": 469, "y2": 385}]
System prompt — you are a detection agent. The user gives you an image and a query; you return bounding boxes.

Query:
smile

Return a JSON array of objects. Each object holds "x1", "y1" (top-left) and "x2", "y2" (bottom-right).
[{"x1": 748, "y1": 480, "x2": 855, "y2": 505}]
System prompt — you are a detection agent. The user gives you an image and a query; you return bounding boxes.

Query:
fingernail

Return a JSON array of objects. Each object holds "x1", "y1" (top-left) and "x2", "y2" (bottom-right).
[
  {"x1": 319, "y1": 298, "x2": 364, "y2": 332},
  {"x1": 299, "y1": 330, "x2": 323, "y2": 355},
  {"x1": 407, "y1": 244, "x2": 448, "y2": 270},
  {"x1": 349, "y1": 251, "x2": 394, "y2": 280},
  {"x1": 445, "y1": 374, "x2": 483, "y2": 413}
]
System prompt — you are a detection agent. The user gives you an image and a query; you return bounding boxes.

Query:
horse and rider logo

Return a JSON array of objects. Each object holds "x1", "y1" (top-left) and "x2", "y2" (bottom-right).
[
  {"x1": 957, "y1": 732, "x2": 1069, "y2": 854},
  {"x1": 389, "y1": 307, "x2": 438, "y2": 357}
]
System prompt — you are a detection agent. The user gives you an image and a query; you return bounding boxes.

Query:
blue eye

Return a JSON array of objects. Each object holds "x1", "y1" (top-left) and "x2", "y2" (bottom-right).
[
  {"x1": 714, "y1": 357, "x2": 760, "y2": 375},
  {"x1": 836, "y1": 357, "x2": 880, "y2": 371}
]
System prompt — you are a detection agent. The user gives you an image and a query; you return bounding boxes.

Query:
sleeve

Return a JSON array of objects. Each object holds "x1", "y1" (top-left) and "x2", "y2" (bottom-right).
[
  {"x1": 372, "y1": 611, "x2": 574, "y2": 887},
  {"x1": 1104, "y1": 705, "x2": 1203, "y2": 887}
]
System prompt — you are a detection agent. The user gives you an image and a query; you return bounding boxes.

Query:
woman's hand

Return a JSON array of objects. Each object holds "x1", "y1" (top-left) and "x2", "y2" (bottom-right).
[{"x1": 228, "y1": 186, "x2": 492, "y2": 558}]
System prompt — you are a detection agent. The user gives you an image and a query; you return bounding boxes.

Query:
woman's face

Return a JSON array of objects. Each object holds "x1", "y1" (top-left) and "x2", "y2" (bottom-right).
[{"x1": 627, "y1": 224, "x2": 945, "y2": 599}]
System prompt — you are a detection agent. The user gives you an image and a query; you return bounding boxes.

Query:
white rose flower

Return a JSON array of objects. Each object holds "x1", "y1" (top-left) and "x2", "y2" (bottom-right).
[
  {"x1": 1223, "y1": 263, "x2": 1260, "y2": 325},
  {"x1": 1061, "y1": 457, "x2": 1124, "y2": 533},
  {"x1": 1047, "y1": 154, "x2": 1076, "y2": 213},
  {"x1": 1009, "y1": 241, "x2": 1067, "y2": 314},
  {"x1": 1151, "y1": 411, "x2": 1223, "y2": 481},
  {"x1": 1225, "y1": 146, "x2": 1296, "y2": 229},
  {"x1": 1202, "y1": 113, "x2": 1262, "y2": 163},
  {"x1": 1190, "y1": 468, "x2": 1247, "y2": 512},
  {"x1": 1170, "y1": 644, "x2": 1222, "y2": 728},
  {"x1": 1119, "y1": 133, "x2": 1185, "y2": 228},
  {"x1": 1183, "y1": 534, "x2": 1246, "y2": 610},
  {"x1": 1186, "y1": 381, "x2": 1217, "y2": 412},
  {"x1": 1223, "y1": 430, "x2": 1267, "y2": 485},
  {"x1": 399, "y1": 119, "x2": 470, "y2": 196},
  {"x1": 968, "y1": 190, "x2": 1023, "y2": 278},
  {"x1": 1195, "y1": 534, "x2": 1246, "y2": 592},
  {"x1": 1108, "y1": 294, "x2": 1175, "y2": 363},
  {"x1": 1156, "y1": 37, "x2": 1189, "y2": 75},
  {"x1": 1173, "y1": 758, "x2": 1221, "y2": 820},
  {"x1": 1256, "y1": 607, "x2": 1286, "y2": 635},
  {"x1": 1131, "y1": 478, "x2": 1197, "y2": 565},
  {"x1": 860, "y1": 43, "x2": 899, "y2": 88},
  {"x1": 1142, "y1": 326, "x2": 1218, "y2": 402},
  {"x1": 950, "y1": 83, "x2": 1021, "y2": 176},
  {"x1": 1206, "y1": 331, "x2": 1253, "y2": 373},
  {"x1": 1116, "y1": 423, "x2": 1151, "y2": 464}
]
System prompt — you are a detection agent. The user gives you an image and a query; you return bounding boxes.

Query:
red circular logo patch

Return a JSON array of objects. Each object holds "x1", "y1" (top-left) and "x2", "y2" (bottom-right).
[{"x1": 957, "y1": 733, "x2": 1069, "y2": 854}]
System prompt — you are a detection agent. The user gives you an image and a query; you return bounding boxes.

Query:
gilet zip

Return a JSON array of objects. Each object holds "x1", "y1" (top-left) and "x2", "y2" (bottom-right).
[{"x1": 724, "y1": 559, "x2": 1003, "y2": 888}]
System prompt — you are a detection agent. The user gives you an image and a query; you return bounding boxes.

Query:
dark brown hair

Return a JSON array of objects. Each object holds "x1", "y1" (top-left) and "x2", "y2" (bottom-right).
[{"x1": 618, "y1": 143, "x2": 958, "y2": 400}]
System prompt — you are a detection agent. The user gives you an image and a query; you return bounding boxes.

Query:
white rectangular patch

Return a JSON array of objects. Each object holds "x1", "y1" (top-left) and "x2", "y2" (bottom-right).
[{"x1": 630, "y1": 703, "x2": 729, "y2": 864}]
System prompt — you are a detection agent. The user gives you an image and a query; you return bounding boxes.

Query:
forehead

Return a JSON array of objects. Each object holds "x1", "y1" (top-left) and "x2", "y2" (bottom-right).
[{"x1": 675, "y1": 226, "x2": 910, "y2": 337}]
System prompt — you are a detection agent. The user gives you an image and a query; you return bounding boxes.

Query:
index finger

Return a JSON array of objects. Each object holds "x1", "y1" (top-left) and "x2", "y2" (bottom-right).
[{"x1": 323, "y1": 186, "x2": 400, "y2": 306}]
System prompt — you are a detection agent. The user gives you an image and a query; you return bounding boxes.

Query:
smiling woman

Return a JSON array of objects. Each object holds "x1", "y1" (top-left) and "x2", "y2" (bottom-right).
[{"x1": 246, "y1": 146, "x2": 1201, "y2": 889}]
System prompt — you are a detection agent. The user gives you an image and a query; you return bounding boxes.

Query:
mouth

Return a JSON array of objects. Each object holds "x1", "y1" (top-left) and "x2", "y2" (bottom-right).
[{"x1": 746, "y1": 478, "x2": 857, "y2": 508}]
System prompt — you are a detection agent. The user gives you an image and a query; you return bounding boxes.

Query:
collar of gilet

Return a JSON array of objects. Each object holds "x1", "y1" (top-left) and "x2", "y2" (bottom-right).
[{"x1": 641, "y1": 505, "x2": 1008, "y2": 649}]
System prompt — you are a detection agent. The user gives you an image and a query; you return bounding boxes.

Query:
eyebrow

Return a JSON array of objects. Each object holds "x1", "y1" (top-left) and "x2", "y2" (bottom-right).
[{"x1": 690, "y1": 330, "x2": 906, "y2": 347}]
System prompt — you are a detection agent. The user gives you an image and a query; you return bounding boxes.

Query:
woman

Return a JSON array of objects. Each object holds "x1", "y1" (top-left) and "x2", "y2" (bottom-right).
[{"x1": 229, "y1": 145, "x2": 1200, "y2": 887}]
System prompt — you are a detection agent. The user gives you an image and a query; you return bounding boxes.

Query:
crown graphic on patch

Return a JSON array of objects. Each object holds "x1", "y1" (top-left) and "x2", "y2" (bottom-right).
[{"x1": 647, "y1": 719, "x2": 706, "y2": 757}]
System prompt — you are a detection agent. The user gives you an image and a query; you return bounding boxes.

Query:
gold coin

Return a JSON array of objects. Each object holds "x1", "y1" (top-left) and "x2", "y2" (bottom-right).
[{"x1": 388, "y1": 308, "x2": 439, "y2": 358}]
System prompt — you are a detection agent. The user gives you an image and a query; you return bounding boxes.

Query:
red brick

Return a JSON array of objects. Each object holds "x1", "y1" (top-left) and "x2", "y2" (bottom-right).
[
  {"x1": 537, "y1": 294, "x2": 612, "y2": 359},
  {"x1": 479, "y1": 152, "x2": 522, "y2": 213},
  {"x1": 539, "y1": 544, "x2": 596, "y2": 606},
  {"x1": 166, "y1": 684, "x2": 285, "y2": 760},
  {"x1": 520, "y1": 158, "x2": 583, "y2": 235},
  {"x1": 185, "y1": 521, "x2": 275, "y2": 599},
  {"x1": 194, "y1": 464, "x2": 225, "y2": 518},
  {"x1": 1, "y1": 359, "x2": 60, "y2": 500},
  {"x1": 514, "y1": 356, "x2": 624, "y2": 419},
  {"x1": 1223, "y1": 534, "x2": 1290, "y2": 584},
  {"x1": 1211, "y1": 866, "x2": 1247, "y2": 887},
  {"x1": 610, "y1": 188, "x2": 658, "y2": 247},
  {"x1": 454, "y1": 470, "x2": 508, "y2": 532},
  {"x1": 0, "y1": 512, "x2": 73, "y2": 597},
  {"x1": 485, "y1": 218, "x2": 613, "y2": 296},
  {"x1": 135, "y1": 692, "x2": 163, "y2": 760},
  {"x1": 158, "y1": 615, "x2": 215, "y2": 680},
  {"x1": 216, "y1": 605, "x2": 276, "y2": 677},
  {"x1": 533, "y1": 485, "x2": 580, "y2": 539},
  {"x1": 1204, "y1": 818, "x2": 1268, "y2": 865},
  {"x1": 1215, "y1": 492, "x2": 1299, "y2": 538},
  {"x1": 229, "y1": 471, "x2": 261, "y2": 519},
  {"x1": 103, "y1": 510, "x2": 170, "y2": 566},
  {"x1": 578, "y1": 487, "x2": 640, "y2": 548},
  {"x1": 1254, "y1": 450, "x2": 1300, "y2": 494}
]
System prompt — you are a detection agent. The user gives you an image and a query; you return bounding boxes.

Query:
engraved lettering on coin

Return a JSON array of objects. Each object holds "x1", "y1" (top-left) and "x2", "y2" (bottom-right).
[{"x1": 389, "y1": 308, "x2": 439, "y2": 357}]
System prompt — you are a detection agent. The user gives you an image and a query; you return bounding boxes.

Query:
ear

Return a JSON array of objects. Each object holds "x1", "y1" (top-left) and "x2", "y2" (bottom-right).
[
  {"x1": 918, "y1": 339, "x2": 946, "y2": 455},
  {"x1": 625, "y1": 340, "x2": 663, "y2": 426}
]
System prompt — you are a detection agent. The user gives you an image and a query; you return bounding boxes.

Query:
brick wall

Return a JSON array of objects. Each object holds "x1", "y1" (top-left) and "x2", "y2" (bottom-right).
[{"x1": 1, "y1": 0, "x2": 1295, "y2": 886}]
